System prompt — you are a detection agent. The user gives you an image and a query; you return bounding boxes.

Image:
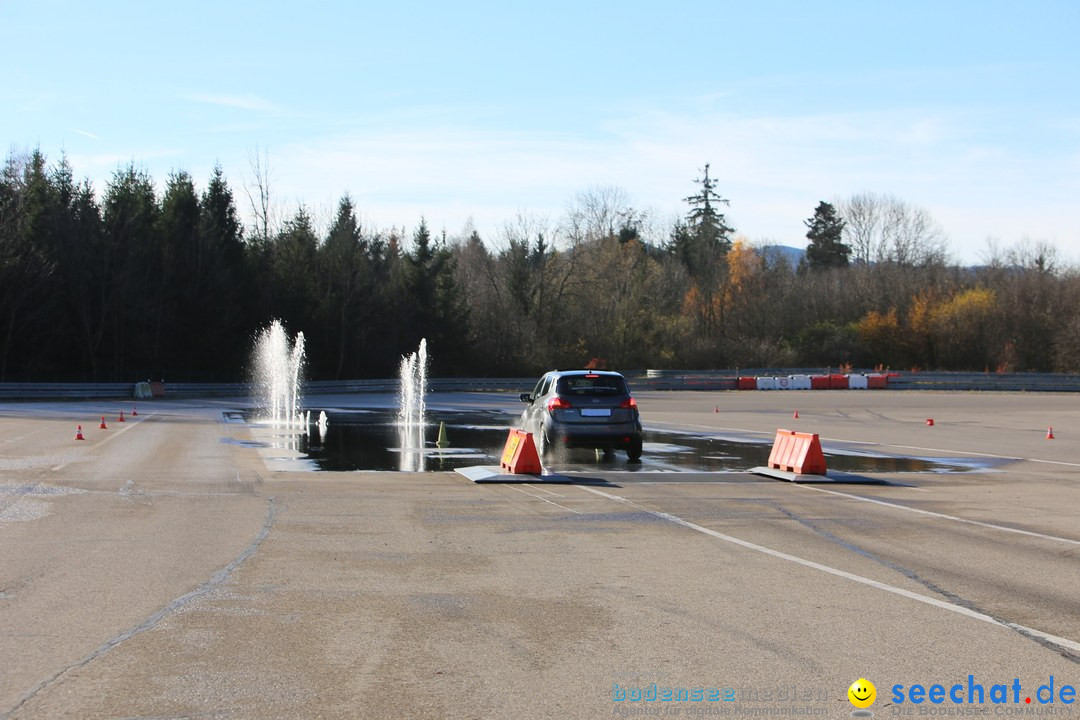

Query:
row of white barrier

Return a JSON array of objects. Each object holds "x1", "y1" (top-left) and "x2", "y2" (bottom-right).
[{"x1": 748, "y1": 374, "x2": 888, "y2": 390}]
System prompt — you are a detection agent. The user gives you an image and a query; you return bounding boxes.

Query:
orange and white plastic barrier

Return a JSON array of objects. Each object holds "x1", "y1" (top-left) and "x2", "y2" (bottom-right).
[
  {"x1": 766, "y1": 429, "x2": 827, "y2": 475},
  {"x1": 736, "y1": 373, "x2": 888, "y2": 390},
  {"x1": 500, "y1": 429, "x2": 542, "y2": 474}
]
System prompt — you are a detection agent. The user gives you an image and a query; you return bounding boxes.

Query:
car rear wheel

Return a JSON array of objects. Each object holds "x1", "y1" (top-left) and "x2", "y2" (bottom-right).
[
  {"x1": 536, "y1": 429, "x2": 548, "y2": 458},
  {"x1": 627, "y1": 437, "x2": 643, "y2": 462},
  {"x1": 538, "y1": 429, "x2": 561, "y2": 460}
]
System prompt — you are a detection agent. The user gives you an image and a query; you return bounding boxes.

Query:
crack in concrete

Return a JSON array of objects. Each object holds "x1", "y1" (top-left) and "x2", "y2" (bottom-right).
[
  {"x1": 1, "y1": 496, "x2": 278, "y2": 719},
  {"x1": 765, "y1": 499, "x2": 1080, "y2": 665}
]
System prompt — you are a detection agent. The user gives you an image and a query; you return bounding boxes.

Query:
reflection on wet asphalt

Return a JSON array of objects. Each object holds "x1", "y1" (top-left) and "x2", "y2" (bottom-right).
[{"x1": 257, "y1": 409, "x2": 980, "y2": 475}]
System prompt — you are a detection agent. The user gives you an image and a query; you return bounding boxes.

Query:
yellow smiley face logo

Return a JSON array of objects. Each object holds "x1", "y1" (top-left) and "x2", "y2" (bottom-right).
[{"x1": 848, "y1": 678, "x2": 876, "y2": 708}]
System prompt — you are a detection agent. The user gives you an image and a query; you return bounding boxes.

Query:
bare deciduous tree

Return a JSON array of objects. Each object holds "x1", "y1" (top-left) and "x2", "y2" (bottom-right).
[
  {"x1": 563, "y1": 185, "x2": 642, "y2": 245},
  {"x1": 838, "y1": 192, "x2": 947, "y2": 266},
  {"x1": 242, "y1": 145, "x2": 276, "y2": 245}
]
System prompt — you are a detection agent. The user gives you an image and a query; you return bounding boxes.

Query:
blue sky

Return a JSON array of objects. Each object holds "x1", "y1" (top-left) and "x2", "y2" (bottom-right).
[{"x1": 3, "y1": 0, "x2": 1078, "y2": 262}]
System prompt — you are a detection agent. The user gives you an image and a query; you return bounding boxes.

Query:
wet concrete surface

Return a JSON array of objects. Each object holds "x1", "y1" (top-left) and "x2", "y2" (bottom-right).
[
  {"x1": 2, "y1": 390, "x2": 1080, "y2": 718},
  {"x1": 271, "y1": 406, "x2": 987, "y2": 475}
]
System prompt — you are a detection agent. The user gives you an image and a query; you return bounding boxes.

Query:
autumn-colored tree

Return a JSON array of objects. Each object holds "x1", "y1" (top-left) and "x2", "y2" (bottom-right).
[
  {"x1": 929, "y1": 287, "x2": 1000, "y2": 369},
  {"x1": 682, "y1": 281, "x2": 723, "y2": 339},
  {"x1": 856, "y1": 308, "x2": 901, "y2": 367},
  {"x1": 906, "y1": 290, "x2": 939, "y2": 368},
  {"x1": 722, "y1": 238, "x2": 768, "y2": 346},
  {"x1": 726, "y1": 238, "x2": 763, "y2": 297}
]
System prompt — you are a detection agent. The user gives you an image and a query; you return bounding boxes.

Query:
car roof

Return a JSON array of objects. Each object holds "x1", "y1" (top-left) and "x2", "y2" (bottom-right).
[{"x1": 551, "y1": 369, "x2": 625, "y2": 377}]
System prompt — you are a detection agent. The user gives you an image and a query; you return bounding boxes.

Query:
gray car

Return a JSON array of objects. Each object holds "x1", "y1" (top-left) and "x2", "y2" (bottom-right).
[{"x1": 518, "y1": 370, "x2": 643, "y2": 461}]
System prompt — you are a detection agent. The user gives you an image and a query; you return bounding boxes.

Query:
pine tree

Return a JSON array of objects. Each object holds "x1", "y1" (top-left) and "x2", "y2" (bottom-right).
[
  {"x1": 270, "y1": 206, "x2": 318, "y2": 332},
  {"x1": 102, "y1": 163, "x2": 160, "y2": 379},
  {"x1": 316, "y1": 195, "x2": 367, "y2": 378},
  {"x1": 803, "y1": 201, "x2": 850, "y2": 270},
  {"x1": 197, "y1": 165, "x2": 248, "y2": 378},
  {"x1": 670, "y1": 164, "x2": 736, "y2": 340},
  {"x1": 400, "y1": 220, "x2": 469, "y2": 373},
  {"x1": 0, "y1": 150, "x2": 62, "y2": 379},
  {"x1": 681, "y1": 163, "x2": 734, "y2": 268},
  {"x1": 157, "y1": 171, "x2": 201, "y2": 371}
]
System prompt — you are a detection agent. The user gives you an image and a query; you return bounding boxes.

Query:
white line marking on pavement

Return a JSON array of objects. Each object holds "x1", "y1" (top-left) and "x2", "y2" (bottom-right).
[
  {"x1": 577, "y1": 484, "x2": 1080, "y2": 655},
  {"x1": 1027, "y1": 458, "x2": 1080, "y2": 468},
  {"x1": 523, "y1": 483, "x2": 565, "y2": 497},
  {"x1": 1, "y1": 428, "x2": 47, "y2": 447},
  {"x1": 795, "y1": 484, "x2": 1080, "y2": 547},
  {"x1": 508, "y1": 485, "x2": 582, "y2": 514},
  {"x1": 834, "y1": 440, "x2": 1023, "y2": 460},
  {"x1": 51, "y1": 415, "x2": 152, "y2": 472},
  {"x1": 648, "y1": 420, "x2": 1080, "y2": 469},
  {"x1": 827, "y1": 441, "x2": 1080, "y2": 468},
  {"x1": 646, "y1": 421, "x2": 772, "y2": 436}
]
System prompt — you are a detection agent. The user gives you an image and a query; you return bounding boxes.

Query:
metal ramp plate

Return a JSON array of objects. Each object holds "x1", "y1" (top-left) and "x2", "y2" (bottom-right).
[
  {"x1": 751, "y1": 467, "x2": 877, "y2": 483},
  {"x1": 455, "y1": 465, "x2": 574, "y2": 484}
]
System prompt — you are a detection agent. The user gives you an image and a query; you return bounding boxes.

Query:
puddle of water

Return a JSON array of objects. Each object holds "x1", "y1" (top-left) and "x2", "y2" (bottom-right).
[{"x1": 243, "y1": 409, "x2": 978, "y2": 474}]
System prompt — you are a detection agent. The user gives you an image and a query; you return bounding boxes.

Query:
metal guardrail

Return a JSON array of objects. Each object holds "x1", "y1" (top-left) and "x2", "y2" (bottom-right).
[
  {"x1": 3, "y1": 372, "x2": 1080, "y2": 399},
  {"x1": 0, "y1": 382, "x2": 142, "y2": 400},
  {"x1": 885, "y1": 373, "x2": 1080, "y2": 392},
  {"x1": 633, "y1": 370, "x2": 1080, "y2": 392},
  {"x1": 0, "y1": 378, "x2": 538, "y2": 400}
]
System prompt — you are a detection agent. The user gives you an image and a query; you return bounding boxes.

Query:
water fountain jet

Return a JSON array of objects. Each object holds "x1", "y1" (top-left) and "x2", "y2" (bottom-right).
[
  {"x1": 397, "y1": 339, "x2": 428, "y2": 472},
  {"x1": 252, "y1": 319, "x2": 306, "y2": 428}
]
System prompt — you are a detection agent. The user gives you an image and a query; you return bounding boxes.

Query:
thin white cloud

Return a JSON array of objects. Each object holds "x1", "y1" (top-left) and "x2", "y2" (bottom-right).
[
  {"x1": 52, "y1": 100, "x2": 1080, "y2": 265},
  {"x1": 252, "y1": 105, "x2": 1078, "y2": 263},
  {"x1": 72, "y1": 129, "x2": 100, "y2": 140},
  {"x1": 184, "y1": 93, "x2": 281, "y2": 113}
]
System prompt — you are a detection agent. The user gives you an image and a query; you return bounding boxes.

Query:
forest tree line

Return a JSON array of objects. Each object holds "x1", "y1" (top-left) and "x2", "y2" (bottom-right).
[{"x1": 2, "y1": 150, "x2": 1079, "y2": 382}]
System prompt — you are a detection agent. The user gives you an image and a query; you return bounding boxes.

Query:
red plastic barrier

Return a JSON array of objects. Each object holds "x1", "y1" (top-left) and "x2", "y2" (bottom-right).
[
  {"x1": 829, "y1": 374, "x2": 849, "y2": 389},
  {"x1": 500, "y1": 429, "x2": 542, "y2": 474},
  {"x1": 867, "y1": 374, "x2": 888, "y2": 389},
  {"x1": 767, "y1": 429, "x2": 827, "y2": 475},
  {"x1": 736, "y1": 377, "x2": 757, "y2": 390},
  {"x1": 810, "y1": 376, "x2": 830, "y2": 390}
]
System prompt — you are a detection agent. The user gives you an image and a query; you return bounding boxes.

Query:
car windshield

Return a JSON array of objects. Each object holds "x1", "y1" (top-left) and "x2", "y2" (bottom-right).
[{"x1": 556, "y1": 375, "x2": 628, "y2": 397}]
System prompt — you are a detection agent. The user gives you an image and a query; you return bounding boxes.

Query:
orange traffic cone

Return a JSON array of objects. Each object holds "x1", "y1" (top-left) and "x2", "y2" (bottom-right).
[
  {"x1": 1047, "y1": 426, "x2": 1055, "y2": 439},
  {"x1": 75, "y1": 425, "x2": 85, "y2": 441},
  {"x1": 793, "y1": 410, "x2": 799, "y2": 419},
  {"x1": 926, "y1": 418, "x2": 934, "y2": 426},
  {"x1": 118, "y1": 411, "x2": 125, "y2": 423},
  {"x1": 132, "y1": 406, "x2": 138, "y2": 417},
  {"x1": 99, "y1": 416, "x2": 108, "y2": 430}
]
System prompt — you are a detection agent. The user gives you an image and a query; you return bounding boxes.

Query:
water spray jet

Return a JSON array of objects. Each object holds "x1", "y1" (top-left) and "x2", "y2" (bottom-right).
[{"x1": 252, "y1": 319, "x2": 306, "y2": 428}]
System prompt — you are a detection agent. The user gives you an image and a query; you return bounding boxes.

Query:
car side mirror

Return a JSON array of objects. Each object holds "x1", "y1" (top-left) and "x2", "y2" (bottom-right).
[{"x1": 519, "y1": 393, "x2": 533, "y2": 403}]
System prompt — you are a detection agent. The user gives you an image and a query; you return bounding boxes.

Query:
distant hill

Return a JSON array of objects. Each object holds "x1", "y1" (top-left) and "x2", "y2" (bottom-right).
[{"x1": 756, "y1": 244, "x2": 805, "y2": 268}]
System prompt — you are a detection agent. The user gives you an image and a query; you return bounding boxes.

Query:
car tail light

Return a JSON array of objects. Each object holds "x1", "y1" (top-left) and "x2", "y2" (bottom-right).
[
  {"x1": 547, "y1": 396, "x2": 572, "y2": 411},
  {"x1": 619, "y1": 397, "x2": 637, "y2": 409}
]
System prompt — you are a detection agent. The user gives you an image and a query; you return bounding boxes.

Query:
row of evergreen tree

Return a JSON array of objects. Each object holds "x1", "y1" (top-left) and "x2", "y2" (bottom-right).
[
  {"x1": 0, "y1": 150, "x2": 467, "y2": 381},
  {"x1": 2, "y1": 150, "x2": 1077, "y2": 382}
]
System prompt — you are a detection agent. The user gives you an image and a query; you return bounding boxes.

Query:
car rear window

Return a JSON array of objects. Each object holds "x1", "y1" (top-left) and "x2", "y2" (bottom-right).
[{"x1": 556, "y1": 375, "x2": 628, "y2": 396}]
